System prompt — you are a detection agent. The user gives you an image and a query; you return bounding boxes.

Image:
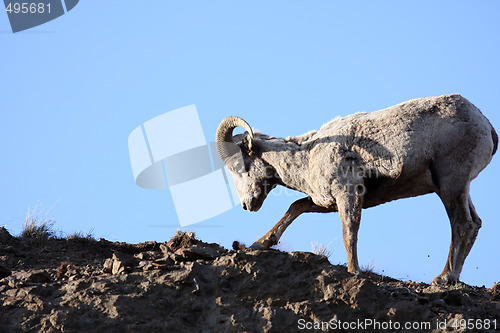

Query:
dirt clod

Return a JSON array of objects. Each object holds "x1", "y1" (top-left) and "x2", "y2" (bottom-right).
[{"x1": 56, "y1": 261, "x2": 71, "y2": 279}]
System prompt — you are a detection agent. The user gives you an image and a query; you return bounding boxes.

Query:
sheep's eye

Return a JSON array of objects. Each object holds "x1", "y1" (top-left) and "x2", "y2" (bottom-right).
[{"x1": 234, "y1": 161, "x2": 246, "y2": 174}]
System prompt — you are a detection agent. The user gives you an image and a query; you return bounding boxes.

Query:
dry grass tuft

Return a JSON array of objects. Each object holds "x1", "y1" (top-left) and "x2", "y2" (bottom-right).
[
  {"x1": 311, "y1": 240, "x2": 333, "y2": 259},
  {"x1": 361, "y1": 262, "x2": 376, "y2": 274},
  {"x1": 21, "y1": 205, "x2": 57, "y2": 240},
  {"x1": 67, "y1": 229, "x2": 95, "y2": 241}
]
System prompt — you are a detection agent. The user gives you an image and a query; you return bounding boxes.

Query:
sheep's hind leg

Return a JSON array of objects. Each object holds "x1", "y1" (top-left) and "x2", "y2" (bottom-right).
[
  {"x1": 250, "y1": 197, "x2": 332, "y2": 249},
  {"x1": 432, "y1": 188, "x2": 481, "y2": 285}
]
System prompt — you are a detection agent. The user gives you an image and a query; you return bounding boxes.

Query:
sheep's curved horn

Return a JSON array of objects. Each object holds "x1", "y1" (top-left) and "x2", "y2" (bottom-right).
[{"x1": 215, "y1": 116, "x2": 253, "y2": 162}]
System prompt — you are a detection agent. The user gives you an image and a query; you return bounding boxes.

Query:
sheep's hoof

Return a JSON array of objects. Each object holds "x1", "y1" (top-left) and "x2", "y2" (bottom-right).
[
  {"x1": 347, "y1": 267, "x2": 361, "y2": 275},
  {"x1": 431, "y1": 273, "x2": 458, "y2": 285},
  {"x1": 249, "y1": 242, "x2": 265, "y2": 250}
]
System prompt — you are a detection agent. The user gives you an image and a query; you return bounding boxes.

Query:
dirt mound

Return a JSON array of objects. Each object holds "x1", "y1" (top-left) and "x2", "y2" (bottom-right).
[{"x1": 1, "y1": 228, "x2": 499, "y2": 332}]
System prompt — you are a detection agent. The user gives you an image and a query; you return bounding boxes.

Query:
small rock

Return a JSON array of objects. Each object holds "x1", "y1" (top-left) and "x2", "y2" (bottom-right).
[
  {"x1": 102, "y1": 258, "x2": 113, "y2": 274},
  {"x1": 152, "y1": 257, "x2": 173, "y2": 268},
  {"x1": 8, "y1": 276, "x2": 18, "y2": 288},
  {"x1": 160, "y1": 243, "x2": 172, "y2": 255},
  {"x1": 112, "y1": 258, "x2": 126, "y2": 275},
  {"x1": 102, "y1": 253, "x2": 133, "y2": 275},
  {"x1": 173, "y1": 246, "x2": 216, "y2": 262},
  {"x1": 139, "y1": 260, "x2": 155, "y2": 271},
  {"x1": 49, "y1": 310, "x2": 68, "y2": 330},
  {"x1": 138, "y1": 260, "x2": 149, "y2": 267},
  {"x1": 27, "y1": 270, "x2": 51, "y2": 283},
  {"x1": 5, "y1": 288, "x2": 18, "y2": 297},
  {"x1": 135, "y1": 252, "x2": 146, "y2": 260},
  {"x1": 135, "y1": 251, "x2": 157, "y2": 260}
]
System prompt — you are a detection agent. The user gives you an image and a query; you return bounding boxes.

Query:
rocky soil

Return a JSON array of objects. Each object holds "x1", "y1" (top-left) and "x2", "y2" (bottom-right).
[{"x1": 1, "y1": 227, "x2": 499, "y2": 332}]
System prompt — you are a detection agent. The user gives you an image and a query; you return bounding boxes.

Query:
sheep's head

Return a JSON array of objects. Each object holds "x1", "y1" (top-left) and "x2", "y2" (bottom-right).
[{"x1": 216, "y1": 117, "x2": 278, "y2": 212}]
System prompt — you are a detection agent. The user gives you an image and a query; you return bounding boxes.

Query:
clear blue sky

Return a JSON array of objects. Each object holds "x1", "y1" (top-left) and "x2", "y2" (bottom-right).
[{"x1": 1, "y1": 1, "x2": 499, "y2": 286}]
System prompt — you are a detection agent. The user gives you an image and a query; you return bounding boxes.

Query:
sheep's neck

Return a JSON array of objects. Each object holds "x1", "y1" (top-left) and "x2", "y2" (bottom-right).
[{"x1": 260, "y1": 141, "x2": 312, "y2": 196}]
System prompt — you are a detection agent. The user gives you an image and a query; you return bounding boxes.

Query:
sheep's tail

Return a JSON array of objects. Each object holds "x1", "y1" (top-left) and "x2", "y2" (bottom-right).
[{"x1": 492, "y1": 125, "x2": 498, "y2": 156}]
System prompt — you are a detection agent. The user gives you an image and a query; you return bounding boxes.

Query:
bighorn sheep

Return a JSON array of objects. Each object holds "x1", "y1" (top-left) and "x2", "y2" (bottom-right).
[{"x1": 216, "y1": 94, "x2": 497, "y2": 285}]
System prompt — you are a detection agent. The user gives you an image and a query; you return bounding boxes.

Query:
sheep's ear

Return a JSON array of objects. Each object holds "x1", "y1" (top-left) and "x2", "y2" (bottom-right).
[{"x1": 242, "y1": 131, "x2": 255, "y2": 155}]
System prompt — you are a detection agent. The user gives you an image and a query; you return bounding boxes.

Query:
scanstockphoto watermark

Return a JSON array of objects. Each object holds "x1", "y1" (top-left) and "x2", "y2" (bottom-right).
[
  {"x1": 128, "y1": 105, "x2": 245, "y2": 227},
  {"x1": 3, "y1": 0, "x2": 79, "y2": 33},
  {"x1": 297, "y1": 318, "x2": 498, "y2": 331},
  {"x1": 298, "y1": 318, "x2": 432, "y2": 331}
]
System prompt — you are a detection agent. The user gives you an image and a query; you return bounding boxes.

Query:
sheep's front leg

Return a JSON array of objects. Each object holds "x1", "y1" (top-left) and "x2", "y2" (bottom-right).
[
  {"x1": 336, "y1": 189, "x2": 363, "y2": 274},
  {"x1": 250, "y1": 197, "x2": 333, "y2": 249}
]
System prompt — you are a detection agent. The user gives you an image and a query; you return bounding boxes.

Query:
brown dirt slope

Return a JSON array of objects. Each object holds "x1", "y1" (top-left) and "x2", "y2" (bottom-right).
[{"x1": 0, "y1": 227, "x2": 499, "y2": 332}]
